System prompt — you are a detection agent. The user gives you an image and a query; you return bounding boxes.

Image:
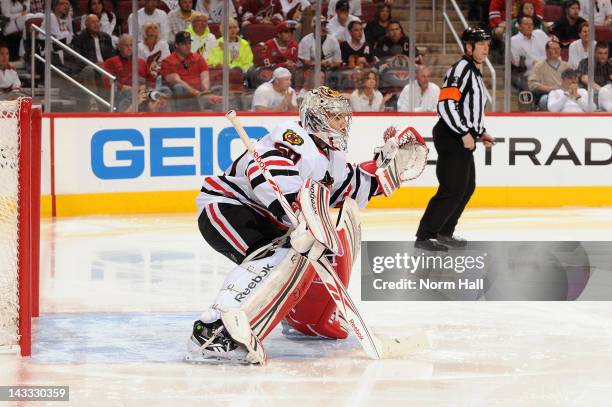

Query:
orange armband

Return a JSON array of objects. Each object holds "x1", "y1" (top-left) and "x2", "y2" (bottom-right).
[{"x1": 438, "y1": 87, "x2": 462, "y2": 102}]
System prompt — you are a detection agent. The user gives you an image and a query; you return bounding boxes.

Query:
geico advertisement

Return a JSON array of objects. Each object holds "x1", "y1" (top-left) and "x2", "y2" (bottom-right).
[{"x1": 51, "y1": 115, "x2": 612, "y2": 194}]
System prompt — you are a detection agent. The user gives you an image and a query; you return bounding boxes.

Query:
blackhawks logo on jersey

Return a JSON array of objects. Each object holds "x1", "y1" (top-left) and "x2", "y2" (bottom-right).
[{"x1": 282, "y1": 129, "x2": 303, "y2": 146}]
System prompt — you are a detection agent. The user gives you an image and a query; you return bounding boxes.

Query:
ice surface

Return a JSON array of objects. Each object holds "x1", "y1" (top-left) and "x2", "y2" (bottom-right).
[{"x1": 1, "y1": 209, "x2": 612, "y2": 406}]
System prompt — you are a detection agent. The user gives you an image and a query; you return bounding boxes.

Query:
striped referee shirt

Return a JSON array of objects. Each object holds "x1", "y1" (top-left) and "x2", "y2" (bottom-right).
[{"x1": 437, "y1": 56, "x2": 487, "y2": 138}]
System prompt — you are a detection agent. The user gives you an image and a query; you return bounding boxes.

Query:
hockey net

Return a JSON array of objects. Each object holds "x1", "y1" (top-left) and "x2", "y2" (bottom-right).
[{"x1": 0, "y1": 97, "x2": 40, "y2": 356}]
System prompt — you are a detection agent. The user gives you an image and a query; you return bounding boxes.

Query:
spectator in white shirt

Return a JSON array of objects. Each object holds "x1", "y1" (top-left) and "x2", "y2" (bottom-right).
[
  {"x1": 195, "y1": 0, "x2": 236, "y2": 23},
  {"x1": 598, "y1": 83, "x2": 612, "y2": 111},
  {"x1": 298, "y1": 16, "x2": 342, "y2": 69},
  {"x1": 43, "y1": 0, "x2": 73, "y2": 44},
  {"x1": 1, "y1": 0, "x2": 30, "y2": 60},
  {"x1": 511, "y1": 15, "x2": 550, "y2": 75},
  {"x1": 128, "y1": 0, "x2": 170, "y2": 42},
  {"x1": 252, "y1": 67, "x2": 297, "y2": 111},
  {"x1": 397, "y1": 64, "x2": 441, "y2": 112},
  {"x1": 568, "y1": 22, "x2": 596, "y2": 69},
  {"x1": 138, "y1": 21, "x2": 170, "y2": 80},
  {"x1": 579, "y1": 0, "x2": 612, "y2": 26},
  {"x1": 167, "y1": 0, "x2": 193, "y2": 41},
  {"x1": 327, "y1": 0, "x2": 360, "y2": 43},
  {"x1": 327, "y1": 0, "x2": 361, "y2": 19},
  {"x1": 547, "y1": 68, "x2": 588, "y2": 112},
  {"x1": 349, "y1": 69, "x2": 392, "y2": 111},
  {"x1": 0, "y1": 44, "x2": 24, "y2": 99}
]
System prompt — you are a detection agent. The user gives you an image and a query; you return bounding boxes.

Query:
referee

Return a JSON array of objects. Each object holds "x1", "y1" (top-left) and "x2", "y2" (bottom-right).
[{"x1": 415, "y1": 27, "x2": 495, "y2": 251}]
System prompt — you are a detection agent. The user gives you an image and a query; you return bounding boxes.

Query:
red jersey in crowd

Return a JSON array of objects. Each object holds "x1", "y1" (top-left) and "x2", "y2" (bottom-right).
[
  {"x1": 489, "y1": 0, "x2": 543, "y2": 28},
  {"x1": 161, "y1": 52, "x2": 209, "y2": 91},
  {"x1": 262, "y1": 38, "x2": 299, "y2": 66},
  {"x1": 103, "y1": 55, "x2": 155, "y2": 89}
]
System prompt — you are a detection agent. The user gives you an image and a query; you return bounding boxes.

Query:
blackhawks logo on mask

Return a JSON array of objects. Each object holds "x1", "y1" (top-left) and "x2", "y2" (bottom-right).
[
  {"x1": 319, "y1": 86, "x2": 342, "y2": 98},
  {"x1": 283, "y1": 129, "x2": 303, "y2": 146}
]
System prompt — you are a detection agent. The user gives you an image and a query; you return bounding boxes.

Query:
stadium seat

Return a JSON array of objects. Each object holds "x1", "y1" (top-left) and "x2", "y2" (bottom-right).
[
  {"x1": 335, "y1": 68, "x2": 362, "y2": 91},
  {"x1": 595, "y1": 26, "x2": 612, "y2": 42},
  {"x1": 252, "y1": 43, "x2": 268, "y2": 66},
  {"x1": 79, "y1": 0, "x2": 88, "y2": 15},
  {"x1": 209, "y1": 68, "x2": 246, "y2": 92},
  {"x1": 24, "y1": 16, "x2": 44, "y2": 37},
  {"x1": 103, "y1": 0, "x2": 114, "y2": 13},
  {"x1": 242, "y1": 23, "x2": 277, "y2": 45},
  {"x1": 543, "y1": 4, "x2": 563, "y2": 22},
  {"x1": 293, "y1": 67, "x2": 306, "y2": 89},
  {"x1": 247, "y1": 66, "x2": 275, "y2": 88},
  {"x1": 379, "y1": 67, "x2": 411, "y2": 91},
  {"x1": 117, "y1": 0, "x2": 145, "y2": 19},
  {"x1": 118, "y1": 2, "x2": 134, "y2": 22},
  {"x1": 209, "y1": 68, "x2": 223, "y2": 87},
  {"x1": 229, "y1": 68, "x2": 246, "y2": 92},
  {"x1": 361, "y1": 2, "x2": 377, "y2": 22},
  {"x1": 209, "y1": 23, "x2": 221, "y2": 37}
]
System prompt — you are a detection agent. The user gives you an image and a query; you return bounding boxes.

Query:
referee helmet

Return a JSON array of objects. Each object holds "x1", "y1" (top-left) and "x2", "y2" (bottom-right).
[{"x1": 461, "y1": 27, "x2": 491, "y2": 52}]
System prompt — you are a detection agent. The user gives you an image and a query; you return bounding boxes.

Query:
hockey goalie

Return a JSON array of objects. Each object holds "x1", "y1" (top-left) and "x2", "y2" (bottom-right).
[{"x1": 188, "y1": 86, "x2": 428, "y2": 364}]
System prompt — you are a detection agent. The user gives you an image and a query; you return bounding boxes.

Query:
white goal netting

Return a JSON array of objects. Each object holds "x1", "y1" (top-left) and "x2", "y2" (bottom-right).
[{"x1": 0, "y1": 99, "x2": 22, "y2": 351}]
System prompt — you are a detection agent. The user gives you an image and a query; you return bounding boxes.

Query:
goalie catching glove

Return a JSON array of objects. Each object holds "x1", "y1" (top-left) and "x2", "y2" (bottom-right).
[{"x1": 359, "y1": 126, "x2": 429, "y2": 197}]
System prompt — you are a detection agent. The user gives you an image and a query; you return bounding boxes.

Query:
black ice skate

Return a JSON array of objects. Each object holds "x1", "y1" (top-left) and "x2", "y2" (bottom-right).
[
  {"x1": 414, "y1": 239, "x2": 449, "y2": 252},
  {"x1": 185, "y1": 310, "x2": 266, "y2": 365},
  {"x1": 185, "y1": 320, "x2": 245, "y2": 363},
  {"x1": 436, "y1": 234, "x2": 468, "y2": 248}
]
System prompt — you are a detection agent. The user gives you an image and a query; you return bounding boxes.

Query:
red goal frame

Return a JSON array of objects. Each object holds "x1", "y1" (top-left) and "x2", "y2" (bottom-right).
[{"x1": 14, "y1": 98, "x2": 41, "y2": 357}]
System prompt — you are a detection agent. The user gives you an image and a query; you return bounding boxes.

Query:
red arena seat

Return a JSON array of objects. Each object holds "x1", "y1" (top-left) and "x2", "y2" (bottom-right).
[
  {"x1": 251, "y1": 42, "x2": 268, "y2": 66},
  {"x1": 242, "y1": 23, "x2": 277, "y2": 45},
  {"x1": 543, "y1": 4, "x2": 563, "y2": 22},
  {"x1": 208, "y1": 23, "x2": 221, "y2": 37},
  {"x1": 595, "y1": 26, "x2": 612, "y2": 42},
  {"x1": 361, "y1": 2, "x2": 377, "y2": 22}
]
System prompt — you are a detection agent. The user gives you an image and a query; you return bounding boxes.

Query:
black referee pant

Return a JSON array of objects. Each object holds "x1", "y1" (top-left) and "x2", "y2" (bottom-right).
[{"x1": 417, "y1": 121, "x2": 476, "y2": 240}]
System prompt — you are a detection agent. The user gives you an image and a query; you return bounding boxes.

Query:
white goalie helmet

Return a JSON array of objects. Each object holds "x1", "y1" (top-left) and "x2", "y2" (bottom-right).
[{"x1": 299, "y1": 86, "x2": 352, "y2": 152}]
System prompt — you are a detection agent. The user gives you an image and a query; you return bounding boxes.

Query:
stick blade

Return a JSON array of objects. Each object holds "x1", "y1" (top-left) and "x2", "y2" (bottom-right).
[{"x1": 226, "y1": 110, "x2": 237, "y2": 120}]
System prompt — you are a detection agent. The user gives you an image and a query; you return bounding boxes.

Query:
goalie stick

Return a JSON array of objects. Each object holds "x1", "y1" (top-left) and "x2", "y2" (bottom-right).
[{"x1": 225, "y1": 110, "x2": 429, "y2": 359}]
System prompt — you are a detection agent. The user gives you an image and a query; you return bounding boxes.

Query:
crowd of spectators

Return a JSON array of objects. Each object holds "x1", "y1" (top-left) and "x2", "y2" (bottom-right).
[
  {"x1": 0, "y1": 0, "x2": 610, "y2": 112},
  {"x1": 1, "y1": 0, "x2": 434, "y2": 111},
  {"x1": 491, "y1": 0, "x2": 612, "y2": 111}
]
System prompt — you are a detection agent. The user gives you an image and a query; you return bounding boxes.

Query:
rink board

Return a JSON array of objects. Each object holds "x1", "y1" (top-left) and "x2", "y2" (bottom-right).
[{"x1": 39, "y1": 112, "x2": 612, "y2": 216}]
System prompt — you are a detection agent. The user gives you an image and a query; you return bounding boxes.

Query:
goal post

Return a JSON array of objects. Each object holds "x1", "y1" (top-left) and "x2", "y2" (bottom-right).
[{"x1": 0, "y1": 97, "x2": 41, "y2": 357}]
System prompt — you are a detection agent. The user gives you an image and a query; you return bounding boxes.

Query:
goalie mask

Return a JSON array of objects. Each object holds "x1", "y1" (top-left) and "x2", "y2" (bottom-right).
[{"x1": 299, "y1": 86, "x2": 352, "y2": 152}]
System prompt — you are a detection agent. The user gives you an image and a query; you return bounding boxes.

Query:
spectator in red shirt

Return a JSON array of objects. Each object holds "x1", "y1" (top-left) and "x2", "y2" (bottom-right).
[
  {"x1": 161, "y1": 30, "x2": 221, "y2": 111},
  {"x1": 103, "y1": 34, "x2": 157, "y2": 110},
  {"x1": 262, "y1": 21, "x2": 299, "y2": 67}
]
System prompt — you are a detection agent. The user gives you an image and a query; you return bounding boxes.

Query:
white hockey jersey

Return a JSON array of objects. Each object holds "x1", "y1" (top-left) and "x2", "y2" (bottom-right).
[{"x1": 196, "y1": 120, "x2": 380, "y2": 226}]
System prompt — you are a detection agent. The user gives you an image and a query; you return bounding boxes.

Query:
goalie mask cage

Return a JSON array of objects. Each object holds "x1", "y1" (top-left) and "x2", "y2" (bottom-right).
[{"x1": 0, "y1": 97, "x2": 41, "y2": 357}]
